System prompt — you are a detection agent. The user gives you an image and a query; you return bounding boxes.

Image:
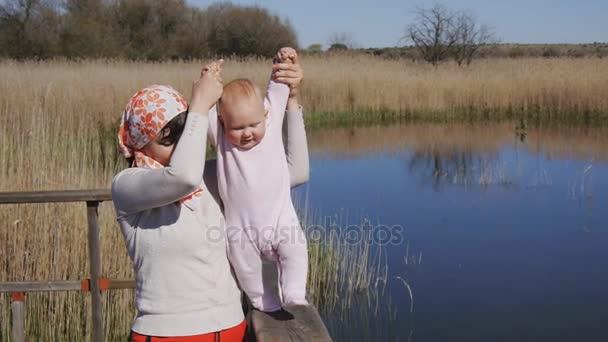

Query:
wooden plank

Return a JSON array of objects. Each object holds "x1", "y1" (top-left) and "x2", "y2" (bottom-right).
[
  {"x1": 106, "y1": 279, "x2": 135, "y2": 290},
  {"x1": 251, "y1": 260, "x2": 332, "y2": 341},
  {"x1": 86, "y1": 201, "x2": 104, "y2": 342},
  {"x1": 251, "y1": 305, "x2": 332, "y2": 342},
  {"x1": 11, "y1": 293, "x2": 25, "y2": 342},
  {"x1": 0, "y1": 279, "x2": 135, "y2": 293},
  {"x1": 0, "y1": 281, "x2": 81, "y2": 293},
  {"x1": 0, "y1": 189, "x2": 111, "y2": 204}
]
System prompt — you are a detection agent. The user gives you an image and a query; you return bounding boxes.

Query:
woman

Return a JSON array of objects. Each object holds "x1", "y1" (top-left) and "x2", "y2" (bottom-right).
[{"x1": 111, "y1": 55, "x2": 307, "y2": 341}]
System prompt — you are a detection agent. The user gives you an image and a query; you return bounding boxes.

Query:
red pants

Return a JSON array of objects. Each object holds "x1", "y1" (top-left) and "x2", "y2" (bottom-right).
[{"x1": 130, "y1": 320, "x2": 247, "y2": 342}]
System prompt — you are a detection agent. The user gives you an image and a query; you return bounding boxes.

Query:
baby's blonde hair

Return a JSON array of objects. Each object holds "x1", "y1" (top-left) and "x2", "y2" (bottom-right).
[{"x1": 219, "y1": 79, "x2": 263, "y2": 108}]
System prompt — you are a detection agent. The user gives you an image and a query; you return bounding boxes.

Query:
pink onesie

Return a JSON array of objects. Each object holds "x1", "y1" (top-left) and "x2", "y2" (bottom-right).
[{"x1": 208, "y1": 78, "x2": 308, "y2": 311}]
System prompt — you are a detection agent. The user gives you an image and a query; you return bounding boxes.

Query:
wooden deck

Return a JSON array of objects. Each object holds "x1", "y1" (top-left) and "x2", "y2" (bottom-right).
[{"x1": 0, "y1": 190, "x2": 332, "y2": 342}]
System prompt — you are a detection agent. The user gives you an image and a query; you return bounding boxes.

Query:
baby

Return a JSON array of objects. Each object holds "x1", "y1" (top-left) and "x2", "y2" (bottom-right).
[{"x1": 207, "y1": 48, "x2": 308, "y2": 312}]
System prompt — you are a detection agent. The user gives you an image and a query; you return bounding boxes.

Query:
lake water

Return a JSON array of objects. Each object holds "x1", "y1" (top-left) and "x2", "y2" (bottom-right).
[{"x1": 296, "y1": 123, "x2": 608, "y2": 342}]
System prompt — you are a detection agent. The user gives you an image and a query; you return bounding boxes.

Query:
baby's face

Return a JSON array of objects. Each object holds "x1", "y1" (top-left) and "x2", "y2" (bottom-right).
[{"x1": 220, "y1": 96, "x2": 267, "y2": 150}]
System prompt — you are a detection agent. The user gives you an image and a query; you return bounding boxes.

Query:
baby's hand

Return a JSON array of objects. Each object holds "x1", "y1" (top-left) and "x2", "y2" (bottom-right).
[
  {"x1": 190, "y1": 59, "x2": 224, "y2": 113},
  {"x1": 275, "y1": 47, "x2": 297, "y2": 64},
  {"x1": 271, "y1": 48, "x2": 302, "y2": 99}
]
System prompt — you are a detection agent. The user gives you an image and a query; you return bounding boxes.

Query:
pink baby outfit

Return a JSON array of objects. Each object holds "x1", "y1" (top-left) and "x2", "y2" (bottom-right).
[{"x1": 208, "y1": 79, "x2": 308, "y2": 312}]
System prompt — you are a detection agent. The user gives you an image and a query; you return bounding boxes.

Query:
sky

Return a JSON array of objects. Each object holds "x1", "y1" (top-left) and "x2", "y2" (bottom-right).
[{"x1": 187, "y1": 0, "x2": 608, "y2": 49}]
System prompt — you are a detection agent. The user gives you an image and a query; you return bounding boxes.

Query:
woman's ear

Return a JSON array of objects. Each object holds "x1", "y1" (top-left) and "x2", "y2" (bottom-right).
[{"x1": 160, "y1": 127, "x2": 171, "y2": 139}]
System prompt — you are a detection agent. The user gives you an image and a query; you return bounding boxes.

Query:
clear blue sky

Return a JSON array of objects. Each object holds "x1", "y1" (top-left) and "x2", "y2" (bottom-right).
[{"x1": 188, "y1": 0, "x2": 608, "y2": 48}]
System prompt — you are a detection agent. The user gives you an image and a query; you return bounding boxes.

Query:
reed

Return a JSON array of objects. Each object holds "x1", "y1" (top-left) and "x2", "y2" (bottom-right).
[
  {"x1": 1, "y1": 56, "x2": 607, "y2": 140},
  {"x1": 1, "y1": 55, "x2": 605, "y2": 340}
]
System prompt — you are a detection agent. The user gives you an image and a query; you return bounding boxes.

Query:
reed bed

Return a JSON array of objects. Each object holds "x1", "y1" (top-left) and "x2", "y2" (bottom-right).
[
  {"x1": 0, "y1": 56, "x2": 389, "y2": 340},
  {"x1": 1, "y1": 55, "x2": 606, "y2": 340},
  {"x1": 1, "y1": 56, "x2": 607, "y2": 139}
]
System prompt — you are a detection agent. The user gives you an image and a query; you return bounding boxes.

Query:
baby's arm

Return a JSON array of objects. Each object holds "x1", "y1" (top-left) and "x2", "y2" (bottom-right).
[
  {"x1": 206, "y1": 104, "x2": 219, "y2": 147},
  {"x1": 265, "y1": 48, "x2": 295, "y2": 132},
  {"x1": 204, "y1": 60, "x2": 223, "y2": 147}
]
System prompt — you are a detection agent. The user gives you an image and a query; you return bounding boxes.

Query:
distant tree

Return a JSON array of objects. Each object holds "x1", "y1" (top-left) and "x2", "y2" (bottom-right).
[
  {"x1": 0, "y1": 1, "x2": 298, "y2": 59},
  {"x1": 404, "y1": 3, "x2": 458, "y2": 65},
  {"x1": 172, "y1": 6, "x2": 211, "y2": 59},
  {"x1": 205, "y1": 3, "x2": 297, "y2": 57},
  {"x1": 305, "y1": 43, "x2": 323, "y2": 54},
  {"x1": 542, "y1": 46, "x2": 560, "y2": 58},
  {"x1": 328, "y1": 43, "x2": 348, "y2": 52},
  {"x1": 0, "y1": 0, "x2": 61, "y2": 58},
  {"x1": 112, "y1": 0, "x2": 189, "y2": 60},
  {"x1": 60, "y1": 0, "x2": 115, "y2": 57},
  {"x1": 328, "y1": 31, "x2": 356, "y2": 49},
  {"x1": 451, "y1": 11, "x2": 495, "y2": 65}
]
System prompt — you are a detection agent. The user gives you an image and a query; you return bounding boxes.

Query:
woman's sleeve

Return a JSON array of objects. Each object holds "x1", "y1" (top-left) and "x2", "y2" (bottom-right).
[
  {"x1": 111, "y1": 112, "x2": 209, "y2": 217},
  {"x1": 283, "y1": 106, "x2": 310, "y2": 188}
]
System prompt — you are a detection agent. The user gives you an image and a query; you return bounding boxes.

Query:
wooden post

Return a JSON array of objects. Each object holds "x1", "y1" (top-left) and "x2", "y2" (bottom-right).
[
  {"x1": 1, "y1": 294, "x2": 3, "y2": 341},
  {"x1": 11, "y1": 292, "x2": 25, "y2": 342},
  {"x1": 86, "y1": 201, "x2": 104, "y2": 342}
]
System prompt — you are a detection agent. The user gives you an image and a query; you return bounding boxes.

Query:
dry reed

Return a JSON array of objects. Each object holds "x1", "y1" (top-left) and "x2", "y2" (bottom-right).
[{"x1": 1, "y1": 55, "x2": 606, "y2": 340}]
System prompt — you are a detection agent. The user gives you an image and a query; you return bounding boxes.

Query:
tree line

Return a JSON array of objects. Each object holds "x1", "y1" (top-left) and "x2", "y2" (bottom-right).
[{"x1": 0, "y1": 0, "x2": 298, "y2": 60}]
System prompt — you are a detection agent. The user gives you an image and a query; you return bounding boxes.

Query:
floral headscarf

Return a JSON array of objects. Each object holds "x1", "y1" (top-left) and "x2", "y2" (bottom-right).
[{"x1": 118, "y1": 85, "x2": 203, "y2": 206}]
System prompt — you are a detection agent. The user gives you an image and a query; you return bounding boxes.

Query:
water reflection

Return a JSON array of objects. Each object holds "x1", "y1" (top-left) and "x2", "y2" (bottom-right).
[
  {"x1": 302, "y1": 122, "x2": 608, "y2": 342},
  {"x1": 407, "y1": 149, "x2": 510, "y2": 191},
  {"x1": 308, "y1": 123, "x2": 608, "y2": 162},
  {"x1": 308, "y1": 122, "x2": 604, "y2": 192}
]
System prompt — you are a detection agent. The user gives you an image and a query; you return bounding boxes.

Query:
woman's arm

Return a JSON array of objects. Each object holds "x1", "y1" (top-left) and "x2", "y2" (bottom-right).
[
  {"x1": 284, "y1": 97, "x2": 309, "y2": 188},
  {"x1": 112, "y1": 60, "x2": 224, "y2": 217},
  {"x1": 273, "y1": 51, "x2": 309, "y2": 188},
  {"x1": 112, "y1": 112, "x2": 209, "y2": 216}
]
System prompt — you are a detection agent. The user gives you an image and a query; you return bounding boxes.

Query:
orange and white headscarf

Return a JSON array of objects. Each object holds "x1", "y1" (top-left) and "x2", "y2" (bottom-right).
[{"x1": 118, "y1": 85, "x2": 203, "y2": 207}]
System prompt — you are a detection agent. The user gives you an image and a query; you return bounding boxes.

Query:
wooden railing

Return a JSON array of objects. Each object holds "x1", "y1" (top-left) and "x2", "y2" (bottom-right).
[{"x1": 0, "y1": 190, "x2": 332, "y2": 342}]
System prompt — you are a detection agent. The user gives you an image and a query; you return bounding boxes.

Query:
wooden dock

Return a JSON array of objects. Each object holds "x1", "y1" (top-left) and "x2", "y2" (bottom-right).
[{"x1": 0, "y1": 190, "x2": 332, "y2": 342}]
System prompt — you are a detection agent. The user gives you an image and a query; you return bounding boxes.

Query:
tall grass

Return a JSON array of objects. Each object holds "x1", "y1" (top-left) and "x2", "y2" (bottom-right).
[
  {"x1": 1, "y1": 56, "x2": 607, "y2": 138},
  {"x1": 1, "y1": 55, "x2": 606, "y2": 340},
  {"x1": 0, "y1": 56, "x2": 392, "y2": 341}
]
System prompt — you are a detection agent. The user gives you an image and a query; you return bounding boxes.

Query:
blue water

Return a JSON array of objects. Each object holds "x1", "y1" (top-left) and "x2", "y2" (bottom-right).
[{"x1": 297, "y1": 125, "x2": 608, "y2": 341}]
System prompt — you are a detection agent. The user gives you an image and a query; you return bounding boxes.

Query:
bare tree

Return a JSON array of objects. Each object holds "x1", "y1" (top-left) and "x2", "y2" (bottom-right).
[
  {"x1": 452, "y1": 11, "x2": 495, "y2": 66},
  {"x1": 328, "y1": 31, "x2": 356, "y2": 49},
  {"x1": 405, "y1": 3, "x2": 458, "y2": 65}
]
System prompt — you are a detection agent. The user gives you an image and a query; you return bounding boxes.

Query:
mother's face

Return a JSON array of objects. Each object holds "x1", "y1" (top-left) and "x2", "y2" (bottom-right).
[{"x1": 141, "y1": 128, "x2": 175, "y2": 166}]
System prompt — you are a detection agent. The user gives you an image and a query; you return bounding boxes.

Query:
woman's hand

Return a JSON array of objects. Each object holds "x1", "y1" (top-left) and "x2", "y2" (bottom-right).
[
  {"x1": 272, "y1": 50, "x2": 303, "y2": 99},
  {"x1": 190, "y1": 59, "x2": 224, "y2": 114}
]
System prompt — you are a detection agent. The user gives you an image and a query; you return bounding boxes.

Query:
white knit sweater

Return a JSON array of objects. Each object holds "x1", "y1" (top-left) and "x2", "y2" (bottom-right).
[{"x1": 111, "y1": 109, "x2": 309, "y2": 336}]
